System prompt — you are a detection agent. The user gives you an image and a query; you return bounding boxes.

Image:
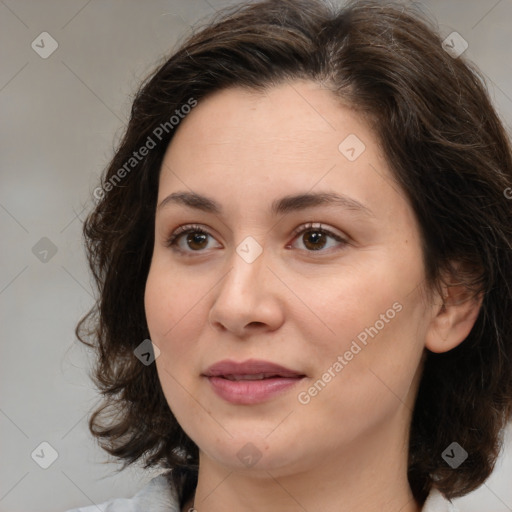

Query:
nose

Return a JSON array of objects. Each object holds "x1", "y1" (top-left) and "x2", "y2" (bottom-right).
[{"x1": 208, "y1": 246, "x2": 285, "y2": 338}]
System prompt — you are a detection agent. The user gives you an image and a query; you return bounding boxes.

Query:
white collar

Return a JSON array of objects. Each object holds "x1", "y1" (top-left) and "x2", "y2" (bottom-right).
[
  {"x1": 66, "y1": 473, "x2": 458, "y2": 512},
  {"x1": 422, "y1": 487, "x2": 458, "y2": 511}
]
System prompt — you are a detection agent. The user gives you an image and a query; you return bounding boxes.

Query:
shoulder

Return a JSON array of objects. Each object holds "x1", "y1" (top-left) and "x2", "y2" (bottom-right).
[
  {"x1": 64, "y1": 472, "x2": 180, "y2": 512},
  {"x1": 422, "y1": 487, "x2": 460, "y2": 512}
]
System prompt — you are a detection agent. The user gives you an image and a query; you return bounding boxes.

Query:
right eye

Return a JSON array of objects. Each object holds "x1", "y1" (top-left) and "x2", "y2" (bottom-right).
[{"x1": 165, "y1": 224, "x2": 222, "y2": 254}]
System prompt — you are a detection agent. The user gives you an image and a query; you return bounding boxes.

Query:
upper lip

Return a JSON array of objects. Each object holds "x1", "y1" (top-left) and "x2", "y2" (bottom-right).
[{"x1": 203, "y1": 359, "x2": 305, "y2": 378}]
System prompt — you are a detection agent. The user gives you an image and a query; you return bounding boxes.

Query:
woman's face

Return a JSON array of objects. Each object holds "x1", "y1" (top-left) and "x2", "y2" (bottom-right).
[{"x1": 145, "y1": 80, "x2": 435, "y2": 476}]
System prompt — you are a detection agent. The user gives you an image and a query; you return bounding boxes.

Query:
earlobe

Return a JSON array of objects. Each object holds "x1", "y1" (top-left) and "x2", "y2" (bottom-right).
[{"x1": 425, "y1": 282, "x2": 483, "y2": 354}]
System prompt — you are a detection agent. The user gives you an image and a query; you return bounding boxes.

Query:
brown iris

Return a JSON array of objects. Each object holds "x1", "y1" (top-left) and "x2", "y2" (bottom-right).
[
  {"x1": 186, "y1": 232, "x2": 208, "y2": 250},
  {"x1": 302, "y1": 229, "x2": 327, "y2": 251}
]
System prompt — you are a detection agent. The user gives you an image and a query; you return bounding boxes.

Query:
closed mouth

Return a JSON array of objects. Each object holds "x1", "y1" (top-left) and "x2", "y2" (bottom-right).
[
  {"x1": 203, "y1": 359, "x2": 306, "y2": 379},
  {"x1": 219, "y1": 373, "x2": 304, "y2": 381}
]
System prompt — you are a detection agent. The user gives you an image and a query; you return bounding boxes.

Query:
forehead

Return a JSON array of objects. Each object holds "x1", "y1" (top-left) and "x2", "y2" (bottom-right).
[
  {"x1": 167, "y1": 81, "x2": 362, "y2": 155},
  {"x1": 160, "y1": 81, "x2": 386, "y2": 188}
]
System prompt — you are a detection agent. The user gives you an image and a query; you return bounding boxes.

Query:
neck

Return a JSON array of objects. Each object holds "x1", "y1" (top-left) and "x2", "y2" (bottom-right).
[{"x1": 184, "y1": 415, "x2": 422, "y2": 512}]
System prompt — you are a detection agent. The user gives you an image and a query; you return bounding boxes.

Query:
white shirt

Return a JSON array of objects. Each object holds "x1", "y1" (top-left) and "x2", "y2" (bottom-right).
[{"x1": 66, "y1": 473, "x2": 458, "y2": 512}]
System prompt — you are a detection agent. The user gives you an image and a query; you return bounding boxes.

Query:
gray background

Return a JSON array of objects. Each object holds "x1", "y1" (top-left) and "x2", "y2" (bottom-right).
[{"x1": 1, "y1": 1, "x2": 511, "y2": 511}]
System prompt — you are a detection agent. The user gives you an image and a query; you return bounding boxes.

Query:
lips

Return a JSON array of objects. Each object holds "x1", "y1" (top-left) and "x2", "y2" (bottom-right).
[{"x1": 203, "y1": 359, "x2": 306, "y2": 405}]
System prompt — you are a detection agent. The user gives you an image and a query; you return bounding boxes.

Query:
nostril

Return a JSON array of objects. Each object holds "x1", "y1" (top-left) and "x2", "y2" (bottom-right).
[{"x1": 247, "y1": 321, "x2": 265, "y2": 328}]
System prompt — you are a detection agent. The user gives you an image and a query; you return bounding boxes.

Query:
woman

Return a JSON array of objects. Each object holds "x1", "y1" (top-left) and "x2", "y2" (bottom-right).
[{"x1": 68, "y1": 0, "x2": 512, "y2": 511}]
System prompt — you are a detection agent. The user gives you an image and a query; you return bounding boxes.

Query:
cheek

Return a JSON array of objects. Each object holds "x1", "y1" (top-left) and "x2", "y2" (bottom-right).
[
  {"x1": 144, "y1": 261, "x2": 205, "y2": 385},
  {"x1": 299, "y1": 255, "x2": 421, "y2": 355},
  {"x1": 145, "y1": 262, "x2": 211, "y2": 427},
  {"x1": 293, "y1": 248, "x2": 427, "y2": 410},
  {"x1": 145, "y1": 259, "x2": 204, "y2": 343}
]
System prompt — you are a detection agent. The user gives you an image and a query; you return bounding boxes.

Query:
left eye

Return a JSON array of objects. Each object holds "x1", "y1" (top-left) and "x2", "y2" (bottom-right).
[{"x1": 287, "y1": 223, "x2": 347, "y2": 252}]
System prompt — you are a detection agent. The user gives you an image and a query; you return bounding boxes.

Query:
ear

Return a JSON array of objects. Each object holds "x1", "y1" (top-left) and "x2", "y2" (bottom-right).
[{"x1": 425, "y1": 274, "x2": 483, "y2": 354}]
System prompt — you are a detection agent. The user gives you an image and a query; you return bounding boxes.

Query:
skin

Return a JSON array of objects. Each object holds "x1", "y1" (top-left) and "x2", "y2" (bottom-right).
[{"x1": 144, "y1": 80, "x2": 481, "y2": 512}]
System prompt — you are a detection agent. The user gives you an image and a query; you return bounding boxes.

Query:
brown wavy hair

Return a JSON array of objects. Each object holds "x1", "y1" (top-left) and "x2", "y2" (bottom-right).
[{"x1": 77, "y1": 0, "x2": 512, "y2": 507}]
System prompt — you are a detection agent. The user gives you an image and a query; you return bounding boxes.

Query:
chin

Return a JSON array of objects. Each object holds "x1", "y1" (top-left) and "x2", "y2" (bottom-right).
[{"x1": 194, "y1": 430, "x2": 314, "y2": 476}]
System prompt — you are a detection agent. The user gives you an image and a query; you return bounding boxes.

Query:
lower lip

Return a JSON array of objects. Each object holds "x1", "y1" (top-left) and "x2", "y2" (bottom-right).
[{"x1": 206, "y1": 376, "x2": 304, "y2": 405}]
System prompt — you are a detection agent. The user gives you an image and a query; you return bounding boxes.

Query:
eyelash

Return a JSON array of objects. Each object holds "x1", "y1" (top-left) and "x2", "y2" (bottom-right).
[{"x1": 165, "y1": 222, "x2": 348, "y2": 255}]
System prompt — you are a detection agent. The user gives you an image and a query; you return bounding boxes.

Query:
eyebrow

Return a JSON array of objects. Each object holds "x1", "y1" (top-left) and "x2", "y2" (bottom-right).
[{"x1": 157, "y1": 191, "x2": 373, "y2": 217}]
